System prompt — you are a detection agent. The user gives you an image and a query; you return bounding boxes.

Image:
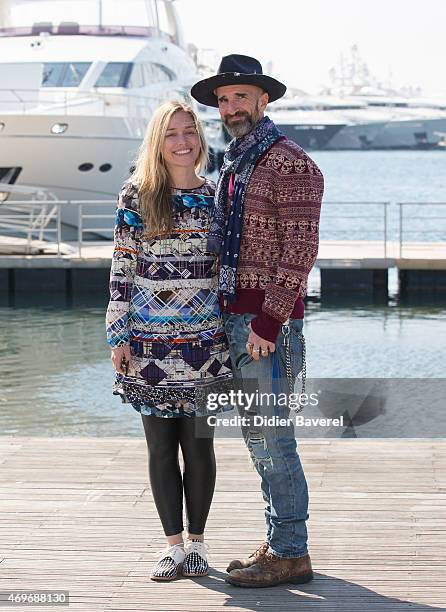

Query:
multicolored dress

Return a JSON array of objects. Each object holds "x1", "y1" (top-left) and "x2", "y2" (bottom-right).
[{"x1": 105, "y1": 177, "x2": 233, "y2": 418}]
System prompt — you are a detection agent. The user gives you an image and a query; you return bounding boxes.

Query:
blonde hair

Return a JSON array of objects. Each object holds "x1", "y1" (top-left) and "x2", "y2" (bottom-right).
[{"x1": 130, "y1": 100, "x2": 208, "y2": 236}]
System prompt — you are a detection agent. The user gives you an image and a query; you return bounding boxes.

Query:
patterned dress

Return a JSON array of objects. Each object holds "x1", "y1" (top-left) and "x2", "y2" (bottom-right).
[{"x1": 105, "y1": 177, "x2": 233, "y2": 418}]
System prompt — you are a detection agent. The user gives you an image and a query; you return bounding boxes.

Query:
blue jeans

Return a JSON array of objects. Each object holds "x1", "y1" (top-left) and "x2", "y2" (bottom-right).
[{"x1": 222, "y1": 312, "x2": 309, "y2": 558}]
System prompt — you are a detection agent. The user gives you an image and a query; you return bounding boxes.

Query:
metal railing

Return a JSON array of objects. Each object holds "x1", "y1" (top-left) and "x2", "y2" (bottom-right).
[
  {"x1": 0, "y1": 88, "x2": 188, "y2": 117},
  {"x1": 398, "y1": 202, "x2": 446, "y2": 258},
  {"x1": 0, "y1": 24, "x2": 171, "y2": 41},
  {"x1": 0, "y1": 200, "x2": 115, "y2": 257},
  {"x1": 320, "y1": 201, "x2": 390, "y2": 258},
  {"x1": 74, "y1": 201, "x2": 114, "y2": 256},
  {"x1": 0, "y1": 201, "x2": 60, "y2": 252}
]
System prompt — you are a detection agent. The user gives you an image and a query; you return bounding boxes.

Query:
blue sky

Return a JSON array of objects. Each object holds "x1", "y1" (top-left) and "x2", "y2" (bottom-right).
[{"x1": 7, "y1": 0, "x2": 446, "y2": 96}]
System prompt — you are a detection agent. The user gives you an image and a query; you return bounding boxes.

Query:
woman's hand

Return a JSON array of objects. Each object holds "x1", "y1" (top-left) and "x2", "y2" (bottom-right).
[{"x1": 111, "y1": 345, "x2": 132, "y2": 374}]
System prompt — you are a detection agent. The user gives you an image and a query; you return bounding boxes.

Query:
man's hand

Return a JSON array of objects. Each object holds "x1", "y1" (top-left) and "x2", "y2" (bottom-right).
[
  {"x1": 111, "y1": 344, "x2": 132, "y2": 374},
  {"x1": 246, "y1": 325, "x2": 275, "y2": 362}
]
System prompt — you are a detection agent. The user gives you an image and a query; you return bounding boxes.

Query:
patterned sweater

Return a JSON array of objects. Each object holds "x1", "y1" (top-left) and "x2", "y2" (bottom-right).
[
  {"x1": 222, "y1": 137, "x2": 324, "y2": 342},
  {"x1": 105, "y1": 178, "x2": 233, "y2": 417}
]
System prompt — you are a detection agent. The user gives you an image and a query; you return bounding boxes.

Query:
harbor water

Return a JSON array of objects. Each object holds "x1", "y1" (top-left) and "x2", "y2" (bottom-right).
[{"x1": 1, "y1": 151, "x2": 445, "y2": 437}]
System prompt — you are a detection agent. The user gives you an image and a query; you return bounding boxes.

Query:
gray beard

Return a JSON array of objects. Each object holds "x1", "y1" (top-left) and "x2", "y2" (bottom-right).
[{"x1": 225, "y1": 115, "x2": 257, "y2": 138}]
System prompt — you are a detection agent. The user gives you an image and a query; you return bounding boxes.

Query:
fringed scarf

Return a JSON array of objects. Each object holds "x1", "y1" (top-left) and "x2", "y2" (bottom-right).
[{"x1": 207, "y1": 116, "x2": 283, "y2": 301}]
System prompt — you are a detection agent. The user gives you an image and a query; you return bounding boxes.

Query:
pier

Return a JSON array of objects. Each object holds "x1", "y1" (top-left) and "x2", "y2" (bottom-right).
[
  {"x1": 318, "y1": 240, "x2": 446, "y2": 297},
  {"x1": 1, "y1": 239, "x2": 446, "y2": 300},
  {"x1": 0, "y1": 436, "x2": 445, "y2": 610},
  {"x1": 0, "y1": 200, "x2": 445, "y2": 299}
]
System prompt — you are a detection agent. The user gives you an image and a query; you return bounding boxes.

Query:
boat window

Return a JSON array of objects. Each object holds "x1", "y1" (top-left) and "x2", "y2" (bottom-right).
[
  {"x1": 42, "y1": 62, "x2": 91, "y2": 87},
  {"x1": 62, "y1": 63, "x2": 91, "y2": 86},
  {"x1": 154, "y1": 63, "x2": 175, "y2": 81},
  {"x1": 127, "y1": 63, "x2": 175, "y2": 88},
  {"x1": 141, "y1": 63, "x2": 155, "y2": 85},
  {"x1": 127, "y1": 64, "x2": 145, "y2": 88},
  {"x1": 94, "y1": 62, "x2": 175, "y2": 88},
  {"x1": 141, "y1": 63, "x2": 174, "y2": 84},
  {"x1": 95, "y1": 62, "x2": 132, "y2": 87},
  {"x1": 42, "y1": 63, "x2": 66, "y2": 87}
]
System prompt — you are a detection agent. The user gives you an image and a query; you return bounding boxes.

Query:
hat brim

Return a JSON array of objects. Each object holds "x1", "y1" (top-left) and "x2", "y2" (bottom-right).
[{"x1": 190, "y1": 72, "x2": 286, "y2": 108}]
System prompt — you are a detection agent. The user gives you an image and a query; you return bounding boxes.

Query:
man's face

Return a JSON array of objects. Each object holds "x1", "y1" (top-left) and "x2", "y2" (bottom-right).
[{"x1": 215, "y1": 84, "x2": 268, "y2": 138}]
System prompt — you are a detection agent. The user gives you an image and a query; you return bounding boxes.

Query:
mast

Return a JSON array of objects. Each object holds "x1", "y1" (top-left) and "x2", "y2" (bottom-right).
[
  {"x1": 163, "y1": 0, "x2": 184, "y2": 48},
  {"x1": 153, "y1": 0, "x2": 160, "y2": 32},
  {"x1": 0, "y1": 0, "x2": 12, "y2": 27}
]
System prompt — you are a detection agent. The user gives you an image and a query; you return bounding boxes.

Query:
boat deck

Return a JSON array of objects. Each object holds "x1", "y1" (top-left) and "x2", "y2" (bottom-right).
[{"x1": 0, "y1": 437, "x2": 445, "y2": 611}]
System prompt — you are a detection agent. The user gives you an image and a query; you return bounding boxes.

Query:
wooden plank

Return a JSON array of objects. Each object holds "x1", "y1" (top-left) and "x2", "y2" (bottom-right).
[
  {"x1": 0, "y1": 239, "x2": 446, "y2": 270},
  {"x1": 0, "y1": 438, "x2": 445, "y2": 610}
]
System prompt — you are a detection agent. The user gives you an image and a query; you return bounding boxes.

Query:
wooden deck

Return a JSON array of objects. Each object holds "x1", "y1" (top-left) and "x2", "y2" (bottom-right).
[
  {"x1": 0, "y1": 437, "x2": 445, "y2": 611},
  {"x1": 1, "y1": 240, "x2": 446, "y2": 269}
]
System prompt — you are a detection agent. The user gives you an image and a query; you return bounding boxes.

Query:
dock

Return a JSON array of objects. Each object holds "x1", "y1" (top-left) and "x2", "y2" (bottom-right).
[
  {"x1": 1, "y1": 239, "x2": 446, "y2": 299},
  {"x1": 1, "y1": 198, "x2": 445, "y2": 297},
  {"x1": 0, "y1": 436, "x2": 445, "y2": 610}
]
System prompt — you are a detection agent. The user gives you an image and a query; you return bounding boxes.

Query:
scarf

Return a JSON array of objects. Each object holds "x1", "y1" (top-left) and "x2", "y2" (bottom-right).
[{"x1": 207, "y1": 115, "x2": 283, "y2": 301}]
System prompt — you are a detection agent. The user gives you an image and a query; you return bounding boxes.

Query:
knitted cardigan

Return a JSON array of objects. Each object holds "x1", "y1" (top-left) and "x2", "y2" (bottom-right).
[{"x1": 222, "y1": 137, "x2": 324, "y2": 342}]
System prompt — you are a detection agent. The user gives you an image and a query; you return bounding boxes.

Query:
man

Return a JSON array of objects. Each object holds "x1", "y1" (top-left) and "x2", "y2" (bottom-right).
[{"x1": 191, "y1": 55, "x2": 324, "y2": 588}]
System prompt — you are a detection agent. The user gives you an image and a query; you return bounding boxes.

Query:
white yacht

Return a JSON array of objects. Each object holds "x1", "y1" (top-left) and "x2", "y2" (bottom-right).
[
  {"x1": 269, "y1": 94, "x2": 446, "y2": 150},
  {"x1": 268, "y1": 46, "x2": 446, "y2": 150},
  {"x1": 267, "y1": 94, "x2": 350, "y2": 150},
  {"x1": 0, "y1": 0, "x2": 225, "y2": 234}
]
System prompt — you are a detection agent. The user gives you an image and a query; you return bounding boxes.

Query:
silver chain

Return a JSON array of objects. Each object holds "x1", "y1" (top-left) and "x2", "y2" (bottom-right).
[{"x1": 282, "y1": 321, "x2": 307, "y2": 414}]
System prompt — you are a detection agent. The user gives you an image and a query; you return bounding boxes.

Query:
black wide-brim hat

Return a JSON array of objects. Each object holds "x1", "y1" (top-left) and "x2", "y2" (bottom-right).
[{"x1": 190, "y1": 54, "x2": 286, "y2": 108}]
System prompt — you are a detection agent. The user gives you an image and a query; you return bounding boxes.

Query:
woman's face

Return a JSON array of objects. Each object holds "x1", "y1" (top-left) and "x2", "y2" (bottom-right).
[{"x1": 162, "y1": 110, "x2": 201, "y2": 171}]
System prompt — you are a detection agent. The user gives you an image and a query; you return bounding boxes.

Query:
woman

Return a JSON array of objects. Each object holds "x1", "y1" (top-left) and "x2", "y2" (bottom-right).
[{"x1": 105, "y1": 101, "x2": 232, "y2": 581}]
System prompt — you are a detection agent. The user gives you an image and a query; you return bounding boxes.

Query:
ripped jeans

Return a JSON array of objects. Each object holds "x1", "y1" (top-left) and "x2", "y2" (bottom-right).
[{"x1": 222, "y1": 312, "x2": 309, "y2": 559}]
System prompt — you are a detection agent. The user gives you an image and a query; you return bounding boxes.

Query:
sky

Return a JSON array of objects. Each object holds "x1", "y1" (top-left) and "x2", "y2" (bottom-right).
[
  {"x1": 175, "y1": 0, "x2": 445, "y2": 97},
  {"x1": 5, "y1": 0, "x2": 446, "y2": 97}
]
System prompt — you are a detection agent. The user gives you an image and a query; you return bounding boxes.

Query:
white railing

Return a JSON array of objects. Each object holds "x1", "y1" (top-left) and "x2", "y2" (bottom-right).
[
  {"x1": 74, "y1": 200, "x2": 114, "y2": 256},
  {"x1": 320, "y1": 201, "x2": 390, "y2": 258},
  {"x1": 0, "y1": 200, "x2": 115, "y2": 257},
  {"x1": 0, "y1": 202, "x2": 60, "y2": 252},
  {"x1": 398, "y1": 202, "x2": 446, "y2": 258},
  {"x1": 0, "y1": 88, "x2": 189, "y2": 117},
  {"x1": 0, "y1": 183, "x2": 61, "y2": 254}
]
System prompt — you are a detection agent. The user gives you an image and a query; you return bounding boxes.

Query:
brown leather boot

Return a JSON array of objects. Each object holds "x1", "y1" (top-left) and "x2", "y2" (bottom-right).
[
  {"x1": 226, "y1": 542, "x2": 269, "y2": 573},
  {"x1": 225, "y1": 549, "x2": 313, "y2": 588}
]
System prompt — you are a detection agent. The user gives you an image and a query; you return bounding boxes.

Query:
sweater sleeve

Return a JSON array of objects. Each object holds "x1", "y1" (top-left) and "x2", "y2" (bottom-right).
[
  {"x1": 250, "y1": 153, "x2": 324, "y2": 342},
  {"x1": 105, "y1": 182, "x2": 144, "y2": 348}
]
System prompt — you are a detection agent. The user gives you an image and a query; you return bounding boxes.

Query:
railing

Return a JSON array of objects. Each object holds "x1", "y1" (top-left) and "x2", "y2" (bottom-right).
[
  {"x1": 0, "y1": 200, "x2": 115, "y2": 257},
  {"x1": 0, "y1": 88, "x2": 224, "y2": 150},
  {"x1": 0, "y1": 25, "x2": 171, "y2": 41},
  {"x1": 398, "y1": 202, "x2": 446, "y2": 258},
  {"x1": 0, "y1": 184, "x2": 59, "y2": 251},
  {"x1": 0, "y1": 200, "x2": 61, "y2": 255},
  {"x1": 0, "y1": 201, "x2": 61, "y2": 252},
  {"x1": 320, "y1": 201, "x2": 390, "y2": 258},
  {"x1": 0, "y1": 88, "x2": 189, "y2": 117},
  {"x1": 1, "y1": 200, "x2": 445, "y2": 260},
  {"x1": 74, "y1": 201, "x2": 114, "y2": 257}
]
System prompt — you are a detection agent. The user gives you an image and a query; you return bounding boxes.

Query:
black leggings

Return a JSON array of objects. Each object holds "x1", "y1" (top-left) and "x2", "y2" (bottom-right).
[{"x1": 141, "y1": 414, "x2": 216, "y2": 536}]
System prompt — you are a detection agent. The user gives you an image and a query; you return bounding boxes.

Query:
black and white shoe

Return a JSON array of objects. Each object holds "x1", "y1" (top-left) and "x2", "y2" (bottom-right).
[
  {"x1": 150, "y1": 543, "x2": 185, "y2": 581},
  {"x1": 182, "y1": 539, "x2": 210, "y2": 577}
]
